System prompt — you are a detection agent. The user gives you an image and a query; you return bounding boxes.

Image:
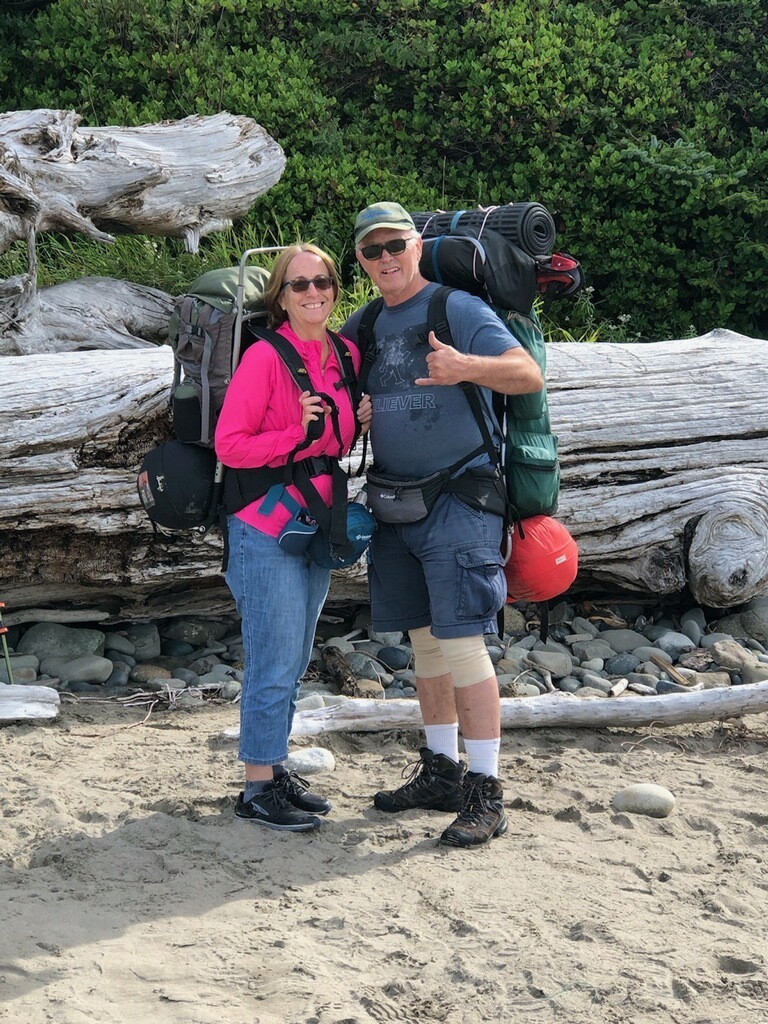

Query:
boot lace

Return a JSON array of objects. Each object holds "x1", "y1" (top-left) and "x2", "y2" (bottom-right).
[
  {"x1": 396, "y1": 753, "x2": 435, "y2": 795},
  {"x1": 454, "y1": 775, "x2": 492, "y2": 826}
]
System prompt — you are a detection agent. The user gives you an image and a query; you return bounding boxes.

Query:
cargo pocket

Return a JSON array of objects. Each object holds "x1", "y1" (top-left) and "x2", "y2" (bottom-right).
[
  {"x1": 456, "y1": 547, "x2": 506, "y2": 620},
  {"x1": 506, "y1": 430, "x2": 560, "y2": 519}
]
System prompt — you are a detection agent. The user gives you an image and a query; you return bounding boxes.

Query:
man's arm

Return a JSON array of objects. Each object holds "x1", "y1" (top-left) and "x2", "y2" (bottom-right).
[{"x1": 414, "y1": 333, "x2": 543, "y2": 394}]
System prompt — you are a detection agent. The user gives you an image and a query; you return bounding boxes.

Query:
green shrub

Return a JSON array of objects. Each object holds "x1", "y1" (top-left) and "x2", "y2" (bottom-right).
[{"x1": 0, "y1": 0, "x2": 766, "y2": 338}]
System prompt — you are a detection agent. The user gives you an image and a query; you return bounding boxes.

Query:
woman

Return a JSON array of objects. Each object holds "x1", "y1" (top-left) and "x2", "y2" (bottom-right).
[{"x1": 215, "y1": 243, "x2": 371, "y2": 832}]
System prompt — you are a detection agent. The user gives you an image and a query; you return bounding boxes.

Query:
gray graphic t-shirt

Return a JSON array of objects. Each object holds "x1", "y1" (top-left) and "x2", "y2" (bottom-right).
[{"x1": 343, "y1": 283, "x2": 519, "y2": 478}]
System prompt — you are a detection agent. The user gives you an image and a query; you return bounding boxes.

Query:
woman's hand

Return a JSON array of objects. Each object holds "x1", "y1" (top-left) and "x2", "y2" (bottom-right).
[
  {"x1": 299, "y1": 391, "x2": 327, "y2": 437},
  {"x1": 357, "y1": 393, "x2": 373, "y2": 435}
]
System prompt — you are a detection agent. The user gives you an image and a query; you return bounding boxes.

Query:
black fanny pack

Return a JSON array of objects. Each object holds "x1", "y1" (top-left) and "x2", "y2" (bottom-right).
[
  {"x1": 366, "y1": 464, "x2": 507, "y2": 524},
  {"x1": 366, "y1": 467, "x2": 449, "y2": 524}
]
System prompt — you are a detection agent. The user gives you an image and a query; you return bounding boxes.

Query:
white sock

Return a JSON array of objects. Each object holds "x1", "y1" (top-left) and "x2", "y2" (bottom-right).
[
  {"x1": 463, "y1": 738, "x2": 500, "y2": 778},
  {"x1": 424, "y1": 723, "x2": 460, "y2": 763}
]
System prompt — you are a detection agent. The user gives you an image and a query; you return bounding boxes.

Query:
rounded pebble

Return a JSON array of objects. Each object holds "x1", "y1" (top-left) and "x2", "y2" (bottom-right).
[
  {"x1": 296, "y1": 693, "x2": 325, "y2": 711},
  {"x1": 219, "y1": 680, "x2": 242, "y2": 700},
  {"x1": 161, "y1": 638, "x2": 195, "y2": 658},
  {"x1": 368, "y1": 629, "x2": 403, "y2": 646},
  {"x1": 103, "y1": 633, "x2": 136, "y2": 656},
  {"x1": 346, "y1": 652, "x2": 385, "y2": 680},
  {"x1": 130, "y1": 663, "x2": 172, "y2": 683},
  {"x1": 187, "y1": 655, "x2": 222, "y2": 675},
  {"x1": 322, "y1": 637, "x2": 355, "y2": 654},
  {"x1": 286, "y1": 747, "x2": 336, "y2": 774},
  {"x1": 106, "y1": 663, "x2": 131, "y2": 687},
  {"x1": 0, "y1": 666, "x2": 38, "y2": 685},
  {"x1": 604, "y1": 653, "x2": 641, "y2": 676},
  {"x1": 612, "y1": 783, "x2": 676, "y2": 818},
  {"x1": 172, "y1": 667, "x2": 200, "y2": 687},
  {"x1": 557, "y1": 676, "x2": 582, "y2": 693}
]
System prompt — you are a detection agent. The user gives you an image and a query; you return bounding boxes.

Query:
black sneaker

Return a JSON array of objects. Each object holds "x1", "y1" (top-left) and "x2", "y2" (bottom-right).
[
  {"x1": 273, "y1": 768, "x2": 332, "y2": 816},
  {"x1": 374, "y1": 747, "x2": 464, "y2": 813},
  {"x1": 234, "y1": 783, "x2": 322, "y2": 831},
  {"x1": 439, "y1": 772, "x2": 508, "y2": 847}
]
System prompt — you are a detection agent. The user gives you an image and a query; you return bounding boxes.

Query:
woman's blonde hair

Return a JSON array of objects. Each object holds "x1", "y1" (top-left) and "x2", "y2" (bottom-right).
[{"x1": 264, "y1": 243, "x2": 341, "y2": 328}]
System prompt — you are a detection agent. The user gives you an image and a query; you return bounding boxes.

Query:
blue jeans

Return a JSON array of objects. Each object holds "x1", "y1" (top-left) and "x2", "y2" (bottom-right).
[{"x1": 225, "y1": 515, "x2": 331, "y2": 766}]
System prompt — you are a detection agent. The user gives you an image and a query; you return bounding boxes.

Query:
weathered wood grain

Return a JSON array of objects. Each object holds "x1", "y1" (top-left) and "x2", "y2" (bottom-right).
[
  {"x1": 0, "y1": 109, "x2": 285, "y2": 354},
  {"x1": 219, "y1": 681, "x2": 768, "y2": 740},
  {"x1": 548, "y1": 331, "x2": 768, "y2": 605},
  {"x1": 1, "y1": 331, "x2": 767, "y2": 620},
  {"x1": 0, "y1": 109, "x2": 286, "y2": 255},
  {"x1": 0, "y1": 684, "x2": 60, "y2": 721}
]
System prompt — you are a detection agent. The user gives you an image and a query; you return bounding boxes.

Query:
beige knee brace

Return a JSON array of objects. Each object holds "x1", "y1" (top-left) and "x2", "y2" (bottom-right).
[
  {"x1": 410, "y1": 627, "x2": 494, "y2": 688},
  {"x1": 409, "y1": 626, "x2": 449, "y2": 679},
  {"x1": 438, "y1": 635, "x2": 494, "y2": 687}
]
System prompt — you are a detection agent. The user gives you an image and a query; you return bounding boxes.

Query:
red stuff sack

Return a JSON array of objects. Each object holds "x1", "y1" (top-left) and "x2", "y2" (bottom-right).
[{"x1": 504, "y1": 515, "x2": 578, "y2": 603}]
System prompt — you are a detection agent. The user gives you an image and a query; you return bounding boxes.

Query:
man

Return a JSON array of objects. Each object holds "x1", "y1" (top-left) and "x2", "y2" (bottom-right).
[{"x1": 342, "y1": 202, "x2": 544, "y2": 847}]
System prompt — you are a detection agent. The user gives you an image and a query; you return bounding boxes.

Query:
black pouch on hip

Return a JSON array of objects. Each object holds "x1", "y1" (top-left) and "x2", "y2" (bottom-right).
[{"x1": 366, "y1": 467, "x2": 449, "y2": 524}]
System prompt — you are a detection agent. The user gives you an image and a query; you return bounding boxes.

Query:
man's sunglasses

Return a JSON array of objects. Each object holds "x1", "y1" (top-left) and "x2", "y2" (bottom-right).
[
  {"x1": 281, "y1": 275, "x2": 334, "y2": 293},
  {"x1": 358, "y1": 237, "x2": 414, "y2": 261}
]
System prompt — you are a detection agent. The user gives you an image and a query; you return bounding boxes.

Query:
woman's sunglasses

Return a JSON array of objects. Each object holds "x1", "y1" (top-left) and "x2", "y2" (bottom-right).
[
  {"x1": 281, "y1": 275, "x2": 334, "y2": 293},
  {"x1": 358, "y1": 237, "x2": 413, "y2": 261}
]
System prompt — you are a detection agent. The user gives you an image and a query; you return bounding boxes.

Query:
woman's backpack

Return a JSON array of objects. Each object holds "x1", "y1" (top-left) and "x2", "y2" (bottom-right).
[{"x1": 168, "y1": 266, "x2": 270, "y2": 446}]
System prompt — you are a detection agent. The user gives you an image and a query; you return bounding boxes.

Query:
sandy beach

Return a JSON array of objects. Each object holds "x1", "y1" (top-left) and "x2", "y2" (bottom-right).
[{"x1": 2, "y1": 695, "x2": 767, "y2": 1024}]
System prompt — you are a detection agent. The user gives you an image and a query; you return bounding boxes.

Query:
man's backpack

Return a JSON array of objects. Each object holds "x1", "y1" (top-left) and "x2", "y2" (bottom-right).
[
  {"x1": 419, "y1": 228, "x2": 537, "y2": 314},
  {"x1": 413, "y1": 204, "x2": 584, "y2": 314},
  {"x1": 412, "y1": 202, "x2": 559, "y2": 257},
  {"x1": 356, "y1": 286, "x2": 559, "y2": 523},
  {"x1": 168, "y1": 265, "x2": 271, "y2": 446},
  {"x1": 436, "y1": 287, "x2": 560, "y2": 523}
]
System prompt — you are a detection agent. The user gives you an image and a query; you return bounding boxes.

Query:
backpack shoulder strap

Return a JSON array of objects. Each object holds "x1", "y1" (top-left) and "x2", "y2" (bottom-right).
[
  {"x1": 427, "y1": 284, "x2": 454, "y2": 347},
  {"x1": 427, "y1": 286, "x2": 500, "y2": 467},
  {"x1": 327, "y1": 329, "x2": 358, "y2": 395},
  {"x1": 355, "y1": 297, "x2": 385, "y2": 398},
  {"x1": 227, "y1": 325, "x2": 350, "y2": 552},
  {"x1": 244, "y1": 325, "x2": 315, "y2": 395}
]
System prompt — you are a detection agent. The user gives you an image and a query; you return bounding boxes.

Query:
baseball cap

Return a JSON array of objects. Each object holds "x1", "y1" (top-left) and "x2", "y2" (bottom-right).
[{"x1": 354, "y1": 202, "x2": 416, "y2": 247}]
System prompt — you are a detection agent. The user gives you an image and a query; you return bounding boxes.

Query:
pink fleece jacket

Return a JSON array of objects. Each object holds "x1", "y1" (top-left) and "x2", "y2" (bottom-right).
[{"x1": 214, "y1": 323, "x2": 361, "y2": 538}]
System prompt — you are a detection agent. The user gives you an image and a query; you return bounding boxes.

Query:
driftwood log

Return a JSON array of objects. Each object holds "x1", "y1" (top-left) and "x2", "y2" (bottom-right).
[
  {"x1": 0, "y1": 107, "x2": 289, "y2": 628},
  {"x1": 1, "y1": 108, "x2": 766, "y2": 620},
  {"x1": 1, "y1": 330, "x2": 767, "y2": 622},
  {"x1": 3, "y1": 276, "x2": 174, "y2": 356},
  {"x1": 0, "y1": 109, "x2": 285, "y2": 354},
  {"x1": 0, "y1": 108, "x2": 286, "y2": 253},
  {"x1": 0, "y1": 683, "x2": 60, "y2": 721},
  {"x1": 551, "y1": 332, "x2": 768, "y2": 607},
  {"x1": 218, "y1": 680, "x2": 768, "y2": 740}
]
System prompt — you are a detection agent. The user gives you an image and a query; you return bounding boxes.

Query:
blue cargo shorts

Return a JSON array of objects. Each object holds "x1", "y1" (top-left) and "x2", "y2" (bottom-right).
[{"x1": 367, "y1": 492, "x2": 506, "y2": 639}]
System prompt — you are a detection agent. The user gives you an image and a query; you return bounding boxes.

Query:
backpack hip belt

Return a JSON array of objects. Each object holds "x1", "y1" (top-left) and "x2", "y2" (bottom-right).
[
  {"x1": 445, "y1": 467, "x2": 507, "y2": 517},
  {"x1": 366, "y1": 455, "x2": 506, "y2": 526},
  {"x1": 221, "y1": 327, "x2": 359, "y2": 558}
]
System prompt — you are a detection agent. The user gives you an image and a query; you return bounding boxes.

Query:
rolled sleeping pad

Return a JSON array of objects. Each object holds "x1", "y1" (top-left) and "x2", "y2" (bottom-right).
[{"x1": 411, "y1": 203, "x2": 557, "y2": 258}]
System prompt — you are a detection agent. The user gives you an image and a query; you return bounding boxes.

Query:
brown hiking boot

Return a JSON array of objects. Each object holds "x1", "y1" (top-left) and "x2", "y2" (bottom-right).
[
  {"x1": 439, "y1": 772, "x2": 508, "y2": 847},
  {"x1": 374, "y1": 747, "x2": 464, "y2": 813}
]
